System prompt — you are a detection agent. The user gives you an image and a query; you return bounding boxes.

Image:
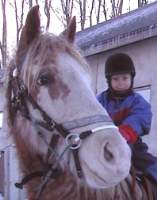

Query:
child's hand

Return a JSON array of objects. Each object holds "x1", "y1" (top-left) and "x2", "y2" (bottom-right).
[{"x1": 119, "y1": 124, "x2": 138, "y2": 144}]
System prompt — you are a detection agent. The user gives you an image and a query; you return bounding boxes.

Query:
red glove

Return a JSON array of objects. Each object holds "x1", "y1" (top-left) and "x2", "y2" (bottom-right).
[{"x1": 119, "y1": 124, "x2": 138, "y2": 144}]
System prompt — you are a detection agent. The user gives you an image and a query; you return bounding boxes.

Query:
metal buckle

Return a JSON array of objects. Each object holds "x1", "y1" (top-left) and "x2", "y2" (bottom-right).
[
  {"x1": 12, "y1": 68, "x2": 18, "y2": 78},
  {"x1": 49, "y1": 121, "x2": 55, "y2": 129},
  {"x1": 66, "y1": 133, "x2": 81, "y2": 150}
]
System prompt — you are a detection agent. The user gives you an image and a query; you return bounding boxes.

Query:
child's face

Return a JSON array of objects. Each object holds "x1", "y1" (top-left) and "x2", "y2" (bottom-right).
[{"x1": 111, "y1": 73, "x2": 131, "y2": 92}]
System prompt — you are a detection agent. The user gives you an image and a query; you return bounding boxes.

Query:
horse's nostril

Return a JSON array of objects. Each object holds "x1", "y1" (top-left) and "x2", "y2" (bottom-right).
[{"x1": 104, "y1": 142, "x2": 114, "y2": 161}]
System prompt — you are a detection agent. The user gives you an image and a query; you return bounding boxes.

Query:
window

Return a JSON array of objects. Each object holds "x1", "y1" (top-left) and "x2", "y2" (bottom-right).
[{"x1": 134, "y1": 86, "x2": 150, "y2": 103}]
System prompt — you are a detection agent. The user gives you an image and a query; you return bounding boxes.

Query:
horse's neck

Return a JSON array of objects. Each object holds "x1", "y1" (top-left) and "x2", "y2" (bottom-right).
[
  {"x1": 26, "y1": 174, "x2": 114, "y2": 200},
  {"x1": 11, "y1": 116, "x2": 44, "y2": 171}
]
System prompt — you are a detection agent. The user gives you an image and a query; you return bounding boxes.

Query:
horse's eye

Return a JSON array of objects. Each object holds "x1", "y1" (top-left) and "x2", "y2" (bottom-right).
[{"x1": 37, "y1": 73, "x2": 52, "y2": 86}]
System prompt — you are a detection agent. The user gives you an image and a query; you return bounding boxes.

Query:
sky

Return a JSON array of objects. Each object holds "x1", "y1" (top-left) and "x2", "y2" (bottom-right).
[{"x1": 0, "y1": 0, "x2": 157, "y2": 54}]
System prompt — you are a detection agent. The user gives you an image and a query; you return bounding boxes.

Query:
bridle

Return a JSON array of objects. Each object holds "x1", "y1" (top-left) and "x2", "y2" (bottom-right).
[{"x1": 9, "y1": 62, "x2": 117, "y2": 199}]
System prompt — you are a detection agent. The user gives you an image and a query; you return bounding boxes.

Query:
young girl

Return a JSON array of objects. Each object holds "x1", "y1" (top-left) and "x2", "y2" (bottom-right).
[{"x1": 97, "y1": 53, "x2": 157, "y2": 185}]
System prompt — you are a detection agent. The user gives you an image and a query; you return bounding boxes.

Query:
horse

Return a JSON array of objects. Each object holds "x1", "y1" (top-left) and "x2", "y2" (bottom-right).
[{"x1": 5, "y1": 5, "x2": 155, "y2": 200}]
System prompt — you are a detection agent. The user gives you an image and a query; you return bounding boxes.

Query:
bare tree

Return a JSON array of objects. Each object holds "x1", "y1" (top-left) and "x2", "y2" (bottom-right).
[
  {"x1": 89, "y1": 0, "x2": 95, "y2": 26},
  {"x1": 77, "y1": 0, "x2": 87, "y2": 30},
  {"x1": 51, "y1": 0, "x2": 95, "y2": 30},
  {"x1": 102, "y1": 0, "x2": 108, "y2": 20},
  {"x1": 118, "y1": 0, "x2": 123, "y2": 15},
  {"x1": 44, "y1": 0, "x2": 52, "y2": 30},
  {"x1": 138, "y1": 0, "x2": 148, "y2": 7},
  {"x1": 0, "y1": 0, "x2": 7, "y2": 68},
  {"x1": 96, "y1": 0, "x2": 102, "y2": 23},
  {"x1": 49, "y1": 0, "x2": 125, "y2": 30},
  {"x1": 128, "y1": 0, "x2": 131, "y2": 12},
  {"x1": 60, "y1": 0, "x2": 74, "y2": 28},
  {"x1": 50, "y1": 5, "x2": 65, "y2": 27},
  {"x1": 28, "y1": 0, "x2": 33, "y2": 8},
  {"x1": 13, "y1": 0, "x2": 25, "y2": 46},
  {"x1": 111, "y1": 0, "x2": 124, "y2": 18}
]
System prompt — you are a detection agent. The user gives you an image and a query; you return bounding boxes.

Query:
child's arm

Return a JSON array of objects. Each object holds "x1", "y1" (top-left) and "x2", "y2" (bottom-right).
[{"x1": 119, "y1": 93, "x2": 152, "y2": 144}]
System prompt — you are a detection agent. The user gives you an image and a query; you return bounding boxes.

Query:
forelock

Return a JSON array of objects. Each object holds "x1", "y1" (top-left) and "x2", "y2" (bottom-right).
[{"x1": 20, "y1": 33, "x2": 89, "y2": 91}]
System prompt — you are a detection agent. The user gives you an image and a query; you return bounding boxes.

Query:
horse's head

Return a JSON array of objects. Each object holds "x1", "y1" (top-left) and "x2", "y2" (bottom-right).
[{"x1": 8, "y1": 6, "x2": 131, "y2": 189}]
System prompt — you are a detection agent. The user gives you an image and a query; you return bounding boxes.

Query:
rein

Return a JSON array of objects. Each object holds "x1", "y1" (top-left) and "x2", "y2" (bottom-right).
[{"x1": 9, "y1": 66, "x2": 117, "y2": 199}]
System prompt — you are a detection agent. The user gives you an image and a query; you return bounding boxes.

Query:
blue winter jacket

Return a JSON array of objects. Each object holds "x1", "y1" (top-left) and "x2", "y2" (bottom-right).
[{"x1": 97, "y1": 91, "x2": 152, "y2": 137}]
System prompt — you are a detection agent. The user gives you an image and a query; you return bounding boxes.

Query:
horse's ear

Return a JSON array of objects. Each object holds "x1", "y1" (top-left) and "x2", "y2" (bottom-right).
[
  {"x1": 17, "y1": 5, "x2": 40, "y2": 52},
  {"x1": 61, "y1": 16, "x2": 76, "y2": 43}
]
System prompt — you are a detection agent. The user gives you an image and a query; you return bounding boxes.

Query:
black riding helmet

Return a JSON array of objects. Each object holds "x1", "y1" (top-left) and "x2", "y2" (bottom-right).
[{"x1": 105, "y1": 53, "x2": 135, "y2": 78}]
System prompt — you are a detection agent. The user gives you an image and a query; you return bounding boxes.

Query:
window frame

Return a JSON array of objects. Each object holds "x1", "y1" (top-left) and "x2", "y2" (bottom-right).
[{"x1": 134, "y1": 85, "x2": 151, "y2": 103}]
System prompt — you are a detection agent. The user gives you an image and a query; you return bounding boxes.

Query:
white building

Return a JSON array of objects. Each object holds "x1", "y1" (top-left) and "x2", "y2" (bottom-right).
[{"x1": 76, "y1": 1, "x2": 157, "y2": 155}]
